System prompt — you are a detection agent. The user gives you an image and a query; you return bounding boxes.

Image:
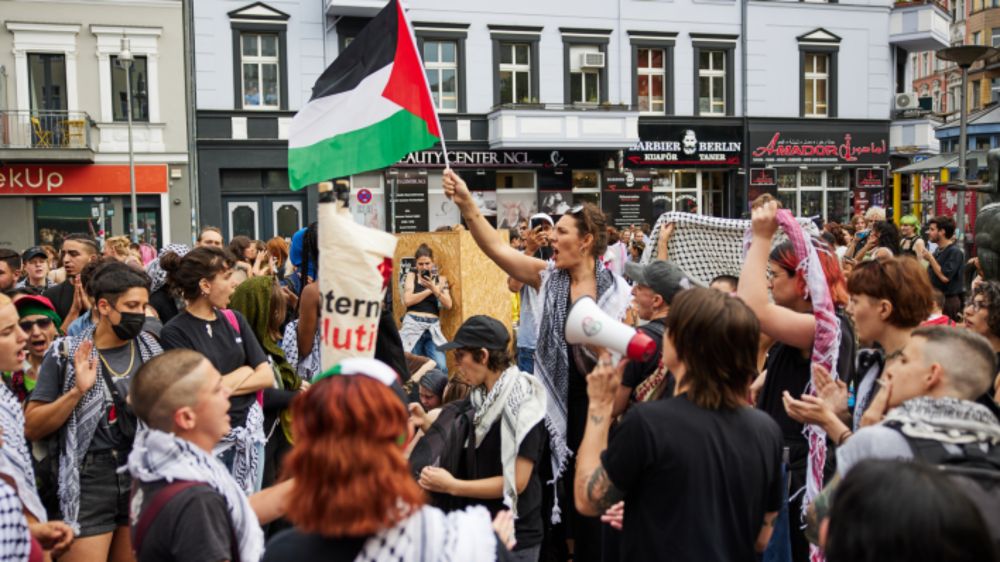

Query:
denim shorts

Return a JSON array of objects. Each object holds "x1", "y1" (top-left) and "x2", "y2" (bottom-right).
[{"x1": 77, "y1": 449, "x2": 131, "y2": 537}]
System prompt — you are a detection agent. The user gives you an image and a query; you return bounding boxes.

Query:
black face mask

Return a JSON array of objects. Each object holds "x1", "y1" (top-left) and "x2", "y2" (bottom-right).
[{"x1": 111, "y1": 311, "x2": 145, "y2": 340}]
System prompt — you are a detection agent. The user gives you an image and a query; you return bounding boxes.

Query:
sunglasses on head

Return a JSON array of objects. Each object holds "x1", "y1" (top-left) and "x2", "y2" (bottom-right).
[
  {"x1": 19, "y1": 318, "x2": 53, "y2": 331},
  {"x1": 568, "y1": 204, "x2": 586, "y2": 216}
]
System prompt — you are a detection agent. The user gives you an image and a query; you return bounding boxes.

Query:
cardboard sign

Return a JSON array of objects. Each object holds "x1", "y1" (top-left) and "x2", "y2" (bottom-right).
[{"x1": 319, "y1": 198, "x2": 398, "y2": 371}]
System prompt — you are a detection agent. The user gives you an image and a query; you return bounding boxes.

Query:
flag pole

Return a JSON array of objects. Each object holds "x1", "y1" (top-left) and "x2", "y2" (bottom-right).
[{"x1": 399, "y1": 0, "x2": 449, "y2": 170}]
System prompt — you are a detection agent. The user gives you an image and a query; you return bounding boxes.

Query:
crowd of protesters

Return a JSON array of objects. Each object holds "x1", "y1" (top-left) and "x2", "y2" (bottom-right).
[{"x1": 0, "y1": 179, "x2": 996, "y2": 562}]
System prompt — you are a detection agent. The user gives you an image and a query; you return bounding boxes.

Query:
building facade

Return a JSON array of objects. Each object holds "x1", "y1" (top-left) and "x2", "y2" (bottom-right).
[
  {"x1": 193, "y1": 0, "x2": 325, "y2": 242},
  {"x1": 0, "y1": 0, "x2": 192, "y2": 251}
]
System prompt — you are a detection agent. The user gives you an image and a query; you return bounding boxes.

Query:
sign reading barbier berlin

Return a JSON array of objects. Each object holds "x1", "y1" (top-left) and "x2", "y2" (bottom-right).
[{"x1": 625, "y1": 125, "x2": 742, "y2": 166}]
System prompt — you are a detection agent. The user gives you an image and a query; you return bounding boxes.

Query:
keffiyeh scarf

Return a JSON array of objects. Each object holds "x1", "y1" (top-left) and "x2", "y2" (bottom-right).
[
  {"x1": 469, "y1": 366, "x2": 547, "y2": 517},
  {"x1": 57, "y1": 329, "x2": 162, "y2": 532},
  {"x1": 399, "y1": 314, "x2": 447, "y2": 352},
  {"x1": 884, "y1": 396, "x2": 1000, "y2": 444},
  {"x1": 146, "y1": 244, "x2": 190, "y2": 294},
  {"x1": 127, "y1": 428, "x2": 264, "y2": 562},
  {"x1": 281, "y1": 320, "x2": 321, "y2": 381},
  {"x1": 534, "y1": 260, "x2": 630, "y2": 522},
  {"x1": 213, "y1": 400, "x2": 265, "y2": 495},
  {"x1": 744, "y1": 209, "x2": 840, "y2": 562},
  {"x1": 642, "y1": 212, "x2": 819, "y2": 285},
  {"x1": 354, "y1": 505, "x2": 498, "y2": 562},
  {"x1": 0, "y1": 384, "x2": 46, "y2": 522}
]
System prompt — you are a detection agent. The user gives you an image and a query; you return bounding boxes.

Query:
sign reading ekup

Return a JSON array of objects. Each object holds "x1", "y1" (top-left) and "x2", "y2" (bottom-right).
[{"x1": 0, "y1": 164, "x2": 168, "y2": 196}]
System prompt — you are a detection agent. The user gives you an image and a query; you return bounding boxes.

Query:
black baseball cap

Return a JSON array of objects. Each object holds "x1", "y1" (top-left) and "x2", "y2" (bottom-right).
[
  {"x1": 22, "y1": 247, "x2": 47, "y2": 262},
  {"x1": 439, "y1": 315, "x2": 510, "y2": 351}
]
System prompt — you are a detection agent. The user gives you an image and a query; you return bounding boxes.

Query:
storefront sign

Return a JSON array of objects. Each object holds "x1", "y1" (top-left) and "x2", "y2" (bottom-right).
[
  {"x1": 390, "y1": 170, "x2": 428, "y2": 233},
  {"x1": 749, "y1": 168, "x2": 776, "y2": 186},
  {"x1": 396, "y1": 150, "x2": 590, "y2": 169},
  {"x1": 604, "y1": 170, "x2": 653, "y2": 192},
  {"x1": 855, "y1": 168, "x2": 886, "y2": 188},
  {"x1": 749, "y1": 122, "x2": 889, "y2": 165},
  {"x1": 625, "y1": 124, "x2": 742, "y2": 167},
  {"x1": 0, "y1": 164, "x2": 168, "y2": 195}
]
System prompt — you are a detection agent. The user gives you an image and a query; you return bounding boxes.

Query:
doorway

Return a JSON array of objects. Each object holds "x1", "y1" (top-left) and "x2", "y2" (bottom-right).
[{"x1": 223, "y1": 196, "x2": 305, "y2": 242}]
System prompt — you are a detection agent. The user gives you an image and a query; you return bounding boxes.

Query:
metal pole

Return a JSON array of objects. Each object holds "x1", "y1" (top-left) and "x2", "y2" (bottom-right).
[
  {"x1": 124, "y1": 52, "x2": 138, "y2": 243},
  {"x1": 957, "y1": 65, "x2": 969, "y2": 245}
]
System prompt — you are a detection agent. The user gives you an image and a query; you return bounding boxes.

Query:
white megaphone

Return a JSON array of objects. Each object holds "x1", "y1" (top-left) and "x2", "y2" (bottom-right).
[{"x1": 565, "y1": 296, "x2": 656, "y2": 362}]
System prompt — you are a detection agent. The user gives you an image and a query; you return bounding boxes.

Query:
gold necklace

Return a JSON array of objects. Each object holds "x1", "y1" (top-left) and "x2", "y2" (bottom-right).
[{"x1": 97, "y1": 340, "x2": 135, "y2": 378}]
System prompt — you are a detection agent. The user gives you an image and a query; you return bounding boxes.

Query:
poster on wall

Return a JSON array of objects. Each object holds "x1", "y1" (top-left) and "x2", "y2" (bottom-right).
[
  {"x1": 539, "y1": 191, "x2": 573, "y2": 215},
  {"x1": 497, "y1": 191, "x2": 537, "y2": 229},
  {"x1": 428, "y1": 192, "x2": 461, "y2": 231},
  {"x1": 936, "y1": 185, "x2": 978, "y2": 235},
  {"x1": 603, "y1": 170, "x2": 653, "y2": 229},
  {"x1": 470, "y1": 191, "x2": 498, "y2": 227},
  {"x1": 349, "y1": 188, "x2": 385, "y2": 231},
  {"x1": 391, "y1": 170, "x2": 429, "y2": 232}
]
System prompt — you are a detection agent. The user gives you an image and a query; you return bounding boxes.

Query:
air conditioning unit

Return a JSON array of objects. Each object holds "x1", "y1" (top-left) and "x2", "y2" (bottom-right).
[
  {"x1": 580, "y1": 52, "x2": 605, "y2": 69},
  {"x1": 895, "y1": 92, "x2": 919, "y2": 111}
]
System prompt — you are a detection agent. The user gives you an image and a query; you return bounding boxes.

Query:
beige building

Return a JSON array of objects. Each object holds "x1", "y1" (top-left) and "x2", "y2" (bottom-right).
[{"x1": 0, "y1": 0, "x2": 191, "y2": 251}]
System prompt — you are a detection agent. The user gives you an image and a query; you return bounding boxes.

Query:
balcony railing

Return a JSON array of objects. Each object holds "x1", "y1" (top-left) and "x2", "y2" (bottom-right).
[
  {"x1": 894, "y1": 0, "x2": 949, "y2": 12},
  {"x1": 0, "y1": 110, "x2": 94, "y2": 151}
]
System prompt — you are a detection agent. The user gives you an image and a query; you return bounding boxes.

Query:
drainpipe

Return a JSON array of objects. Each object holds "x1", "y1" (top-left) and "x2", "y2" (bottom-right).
[
  {"x1": 183, "y1": 0, "x2": 200, "y2": 244},
  {"x1": 741, "y1": 0, "x2": 749, "y2": 217}
]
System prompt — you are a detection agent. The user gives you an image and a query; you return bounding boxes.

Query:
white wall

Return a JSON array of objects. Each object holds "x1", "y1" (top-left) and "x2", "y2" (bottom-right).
[
  {"x1": 194, "y1": 0, "x2": 326, "y2": 110},
  {"x1": 746, "y1": 0, "x2": 893, "y2": 119}
]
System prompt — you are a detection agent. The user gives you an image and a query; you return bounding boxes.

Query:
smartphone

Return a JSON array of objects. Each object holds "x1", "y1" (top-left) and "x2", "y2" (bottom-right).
[{"x1": 530, "y1": 216, "x2": 548, "y2": 230}]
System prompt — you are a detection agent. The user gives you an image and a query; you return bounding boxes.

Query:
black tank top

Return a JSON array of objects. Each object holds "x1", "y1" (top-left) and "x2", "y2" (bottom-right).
[
  {"x1": 409, "y1": 277, "x2": 440, "y2": 315},
  {"x1": 900, "y1": 235, "x2": 920, "y2": 257}
]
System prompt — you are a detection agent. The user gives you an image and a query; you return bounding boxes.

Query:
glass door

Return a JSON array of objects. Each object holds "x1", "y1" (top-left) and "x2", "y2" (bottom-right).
[
  {"x1": 271, "y1": 199, "x2": 303, "y2": 240},
  {"x1": 702, "y1": 171, "x2": 728, "y2": 217},
  {"x1": 28, "y1": 53, "x2": 67, "y2": 147},
  {"x1": 226, "y1": 200, "x2": 261, "y2": 240}
]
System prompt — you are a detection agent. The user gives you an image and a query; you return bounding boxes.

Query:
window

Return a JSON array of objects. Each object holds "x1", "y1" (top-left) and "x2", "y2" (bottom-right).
[
  {"x1": 241, "y1": 33, "x2": 280, "y2": 109},
  {"x1": 497, "y1": 171, "x2": 535, "y2": 188},
  {"x1": 698, "y1": 50, "x2": 726, "y2": 115},
  {"x1": 424, "y1": 41, "x2": 458, "y2": 112},
  {"x1": 652, "y1": 170, "x2": 699, "y2": 214},
  {"x1": 804, "y1": 53, "x2": 830, "y2": 117},
  {"x1": 974, "y1": 31, "x2": 983, "y2": 45},
  {"x1": 973, "y1": 79, "x2": 982, "y2": 109},
  {"x1": 569, "y1": 45, "x2": 601, "y2": 104},
  {"x1": 912, "y1": 54, "x2": 919, "y2": 79},
  {"x1": 924, "y1": 53, "x2": 930, "y2": 77},
  {"x1": 993, "y1": 29, "x2": 1000, "y2": 47},
  {"x1": 110, "y1": 55, "x2": 148, "y2": 122},
  {"x1": 499, "y1": 43, "x2": 532, "y2": 104},
  {"x1": 776, "y1": 170, "x2": 850, "y2": 223},
  {"x1": 637, "y1": 48, "x2": 666, "y2": 113}
]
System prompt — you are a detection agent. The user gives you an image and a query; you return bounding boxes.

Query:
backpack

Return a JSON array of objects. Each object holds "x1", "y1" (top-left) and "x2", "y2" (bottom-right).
[
  {"x1": 886, "y1": 421, "x2": 1000, "y2": 549},
  {"x1": 409, "y1": 397, "x2": 476, "y2": 512}
]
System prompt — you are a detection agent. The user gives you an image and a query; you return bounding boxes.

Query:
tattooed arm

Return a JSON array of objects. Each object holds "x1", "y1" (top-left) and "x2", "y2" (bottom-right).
[{"x1": 575, "y1": 354, "x2": 626, "y2": 516}]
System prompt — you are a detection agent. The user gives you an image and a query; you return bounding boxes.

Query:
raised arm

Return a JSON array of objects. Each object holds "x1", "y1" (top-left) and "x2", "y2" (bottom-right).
[
  {"x1": 442, "y1": 169, "x2": 546, "y2": 289},
  {"x1": 737, "y1": 200, "x2": 817, "y2": 351}
]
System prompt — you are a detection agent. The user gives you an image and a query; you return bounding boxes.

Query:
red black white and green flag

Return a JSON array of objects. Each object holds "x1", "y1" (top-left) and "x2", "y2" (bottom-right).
[{"x1": 288, "y1": 0, "x2": 441, "y2": 191}]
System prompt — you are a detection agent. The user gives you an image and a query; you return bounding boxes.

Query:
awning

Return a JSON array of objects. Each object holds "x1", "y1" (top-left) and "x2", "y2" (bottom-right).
[
  {"x1": 895, "y1": 150, "x2": 988, "y2": 174},
  {"x1": 895, "y1": 153, "x2": 957, "y2": 173}
]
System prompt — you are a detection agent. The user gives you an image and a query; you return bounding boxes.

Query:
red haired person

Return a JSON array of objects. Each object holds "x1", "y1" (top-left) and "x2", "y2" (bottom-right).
[
  {"x1": 264, "y1": 358, "x2": 517, "y2": 561},
  {"x1": 738, "y1": 198, "x2": 856, "y2": 561}
]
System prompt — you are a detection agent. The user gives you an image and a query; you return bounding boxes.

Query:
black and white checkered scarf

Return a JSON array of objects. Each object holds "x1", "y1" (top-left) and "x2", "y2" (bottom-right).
[
  {"x1": 354, "y1": 505, "x2": 497, "y2": 562},
  {"x1": 0, "y1": 384, "x2": 45, "y2": 523}
]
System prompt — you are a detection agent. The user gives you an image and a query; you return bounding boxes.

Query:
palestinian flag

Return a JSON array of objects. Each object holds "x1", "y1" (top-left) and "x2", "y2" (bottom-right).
[{"x1": 288, "y1": 0, "x2": 441, "y2": 191}]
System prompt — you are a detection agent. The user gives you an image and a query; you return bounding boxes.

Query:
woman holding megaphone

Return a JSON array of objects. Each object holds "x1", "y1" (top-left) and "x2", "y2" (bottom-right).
[{"x1": 443, "y1": 169, "x2": 631, "y2": 562}]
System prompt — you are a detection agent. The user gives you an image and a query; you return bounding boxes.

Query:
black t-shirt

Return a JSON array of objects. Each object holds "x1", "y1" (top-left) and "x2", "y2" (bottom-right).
[
  {"x1": 758, "y1": 312, "x2": 855, "y2": 447},
  {"x1": 459, "y1": 420, "x2": 546, "y2": 549},
  {"x1": 32, "y1": 340, "x2": 144, "y2": 451},
  {"x1": 602, "y1": 394, "x2": 783, "y2": 562},
  {"x1": 160, "y1": 310, "x2": 268, "y2": 429},
  {"x1": 42, "y1": 281, "x2": 74, "y2": 324},
  {"x1": 621, "y1": 318, "x2": 666, "y2": 389},
  {"x1": 149, "y1": 287, "x2": 180, "y2": 325},
  {"x1": 133, "y1": 480, "x2": 233, "y2": 562},
  {"x1": 263, "y1": 530, "x2": 367, "y2": 562},
  {"x1": 930, "y1": 243, "x2": 965, "y2": 296}
]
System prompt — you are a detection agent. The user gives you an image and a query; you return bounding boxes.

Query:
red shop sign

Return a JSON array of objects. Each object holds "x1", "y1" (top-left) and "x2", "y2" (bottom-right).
[{"x1": 0, "y1": 164, "x2": 168, "y2": 196}]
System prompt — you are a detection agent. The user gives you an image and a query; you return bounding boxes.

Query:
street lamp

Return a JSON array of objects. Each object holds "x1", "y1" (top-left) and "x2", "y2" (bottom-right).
[
  {"x1": 118, "y1": 36, "x2": 139, "y2": 244},
  {"x1": 935, "y1": 45, "x2": 999, "y2": 245}
]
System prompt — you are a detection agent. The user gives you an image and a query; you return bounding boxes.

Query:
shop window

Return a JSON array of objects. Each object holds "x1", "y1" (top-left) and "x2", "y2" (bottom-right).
[
  {"x1": 801, "y1": 191, "x2": 823, "y2": 218},
  {"x1": 497, "y1": 171, "x2": 536, "y2": 189},
  {"x1": 827, "y1": 170, "x2": 849, "y2": 188},
  {"x1": 110, "y1": 55, "x2": 149, "y2": 122},
  {"x1": 499, "y1": 43, "x2": 532, "y2": 104},
  {"x1": 636, "y1": 48, "x2": 667, "y2": 114},
  {"x1": 776, "y1": 169, "x2": 797, "y2": 189},
  {"x1": 800, "y1": 170, "x2": 823, "y2": 187},
  {"x1": 568, "y1": 45, "x2": 602, "y2": 104},
  {"x1": 651, "y1": 170, "x2": 698, "y2": 213},
  {"x1": 573, "y1": 170, "x2": 601, "y2": 190},
  {"x1": 123, "y1": 208, "x2": 161, "y2": 247},
  {"x1": 423, "y1": 40, "x2": 459, "y2": 112},
  {"x1": 803, "y1": 53, "x2": 830, "y2": 117},
  {"x1": 697, "y1": 50, "x2": 726, "y2": 116},
  {"x1": 240, "y1": 33, "x2": 281, "y2": 109},
  {"x1": 827, "y1": 191, "x2": 851, "y2": 224}
]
